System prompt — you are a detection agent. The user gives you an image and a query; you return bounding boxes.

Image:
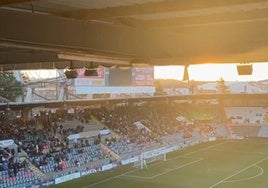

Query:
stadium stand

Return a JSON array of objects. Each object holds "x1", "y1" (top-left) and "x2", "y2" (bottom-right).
[
  {"x1": 231, "y1": 125, "x2": 261, "y2": 137},
  {"x1": 214, "y1": 125, "x2": 230, "y2": 138},
  {"x1": 0, "y1": 101, "x2": 237, "y2": 187},
  {"x1": 225, "y1": 107, "x2": 268, "y2": 125},
  {"x1": 91, "y1": 102, "x2": 228, "y2": 159},
  {"x1": 0, "y1": 107, "x2": 116, "y2": 187}
]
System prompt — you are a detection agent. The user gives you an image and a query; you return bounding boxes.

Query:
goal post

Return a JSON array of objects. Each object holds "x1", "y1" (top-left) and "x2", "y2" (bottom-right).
[
  {"x1": 134, "y1": 151, "x2": 167, "y2": 169},
  {"x1": 132, "y1": 146, "x2": 177, "y2": 169}
]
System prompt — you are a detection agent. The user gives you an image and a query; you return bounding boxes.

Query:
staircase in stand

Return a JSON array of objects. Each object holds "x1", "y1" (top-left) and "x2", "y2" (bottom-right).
[
  {"x1": 101, "y1": 143, "x2": 121, "y2": 161},
  {"x1": 27, "y1": 159, "x2": 48, "y2": 180}
]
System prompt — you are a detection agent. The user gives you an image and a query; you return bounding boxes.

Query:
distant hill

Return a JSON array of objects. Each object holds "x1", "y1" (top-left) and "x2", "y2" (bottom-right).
[{"x1": 156, "y1": 79, "x2": 268, "y2": 94}]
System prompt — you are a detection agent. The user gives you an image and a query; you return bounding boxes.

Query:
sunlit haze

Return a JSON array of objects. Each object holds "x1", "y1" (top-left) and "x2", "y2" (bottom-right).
[
  {"x1": 154, "y1": 63, "x2": 268, "y2": 81},
  {"x1": 22, "y1": 63, "x2": 268, "y2": 82}
]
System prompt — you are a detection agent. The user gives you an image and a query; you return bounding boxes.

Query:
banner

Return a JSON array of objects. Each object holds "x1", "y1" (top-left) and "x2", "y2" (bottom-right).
[
  {"x1": 42, "y1": 180, "x2": 55, "y2": 187},
  {"x1": 176, "y1": 116, "x2": 186, "y2": 122},
  {"x1": 75, "y1": 78, "x2": 105, "y2": 86},
  {"x1": 101, "y1": 163, "x2": 117, "y2": 171},
  {"x1": 0, "y1": 139, "x2": 14, "y2": 148},
  {"x1": 133, "y1": 67, "x2": 154, "y2": 86},
  {"x1": 99, "y1": 129, "x2": 110, "y2": 135},
  {"x1": 143, "y1": 147, "x2": 175, "y2": 159},
  {"x1": 75, "y1": 68, "x2": 105, "y2": 86},
  {"x1": 81, "y1": 168, "x2": 98, "y2": 176},
  {"x1": 121, "y1": 156, "x2": 139, "y2": 165},
  {"x1": 76, "y1": 68, "x2": 105, "y2": 79},
  {"x1": 133, "y1": 121, "x2": 151, "y2": 132},
  {"x1": 208, "y1": 137, "x2": 216, "y2": 141},
  {"x1": 67, "y1": 131, "x2": 99, "y2": 140},
  {"x1": 54, "y1": 172, "x2": 80, "y2": 184}
]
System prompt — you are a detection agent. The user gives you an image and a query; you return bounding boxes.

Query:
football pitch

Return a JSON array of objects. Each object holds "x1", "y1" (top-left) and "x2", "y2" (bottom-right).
[{"x1": 51, "y1": 139, "x2": 268, "y2": 188}]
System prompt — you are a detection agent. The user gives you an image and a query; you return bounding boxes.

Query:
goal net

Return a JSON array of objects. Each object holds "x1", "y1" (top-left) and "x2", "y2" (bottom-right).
[{"x1": 134, "y1": 152, "x2": 166, "y2": 169}]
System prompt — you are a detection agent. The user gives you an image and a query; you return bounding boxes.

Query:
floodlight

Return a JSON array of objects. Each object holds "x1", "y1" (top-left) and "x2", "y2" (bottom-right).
[
  {"x1": 237, "y1": 64, "x2": 253, "y2": 75},
  {"x1": 64, "y1": 70, "x2": 78, "y2": 79},
  {"x1": 84, "y1": 69, "x2": 98, "y2": 76},
  {"x1": 64, "y1": 61, "x2": 78, "y2": 79}
]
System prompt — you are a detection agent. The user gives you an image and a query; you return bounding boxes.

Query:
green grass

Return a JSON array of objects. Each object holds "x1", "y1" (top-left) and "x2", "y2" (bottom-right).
[{"x1": 50, "y1": 139, "x2": 268, "y2": 188}]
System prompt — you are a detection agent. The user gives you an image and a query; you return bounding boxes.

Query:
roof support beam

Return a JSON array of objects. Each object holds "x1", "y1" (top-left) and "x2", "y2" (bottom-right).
[
  {"x1": 58, "y1": 0, "x2": 268, "y2": 20},
  {"x1": 131, "y1": 9, "x2": 268, "y2": 28},
  {"x1": 0, "y1": 0, "x2": 38, "y2": 6},
  {"x1": 2, "y1": 8, "x2": 268, "y2": 66},
  {"x1": 0, "y1": 9, "x2": 165, "y2": 60}
]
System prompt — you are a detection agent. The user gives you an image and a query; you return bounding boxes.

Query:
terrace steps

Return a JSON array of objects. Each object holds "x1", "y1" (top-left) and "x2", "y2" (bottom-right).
[
  {"x1": 101, "y1": 143, "x2": 121, "y2": 161},
  {"x1": 26, "y1": 158, "x2": 48, "y2": 180},
  {"x1": 91, "y1": 115, "x2": 121, "y2": 139}
]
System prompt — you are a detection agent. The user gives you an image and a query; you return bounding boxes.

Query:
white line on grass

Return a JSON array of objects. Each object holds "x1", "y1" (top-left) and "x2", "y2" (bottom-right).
[
  {"x1": 81, "y1": 169, "x2": 137, "y2": 188},
  {"x1": 83, "y1": 155, "x2": 203, "y2": 187},
  {"x1": 182, "y1": 141, "x2": 227, "y2": 157},
  {"x1": 83, "y1": 141, "x2": 226, "y2": 188},
  {"x1": 207, "y1": 148, "x2": 268, "y2": 155},
  {"x1": 154, "y1": 152, "x2": 202, "y2": 165},
  {"x1": 123, "y1": 158, "x2": 203, "y2": 179},
  {"x1": 224, "y1": 165, "x2": 264, "y2": 183},
  {"x1": 228, "y1": 141, "x2": 268, "y2": 146},
  {"x1": 208, "y1": 156, "x2": 268, "y2": 188}
]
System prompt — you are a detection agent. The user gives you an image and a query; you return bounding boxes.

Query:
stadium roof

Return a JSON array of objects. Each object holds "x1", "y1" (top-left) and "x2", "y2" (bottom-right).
[{"x1": 1, "y1": 0, "x2": 268, "y2": 70}]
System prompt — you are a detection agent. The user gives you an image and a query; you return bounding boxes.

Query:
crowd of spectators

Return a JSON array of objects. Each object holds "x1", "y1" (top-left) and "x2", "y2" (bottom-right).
[
  {"x1": 0, "y1": 107, "x2": 113, "y2": 187},
  {"x1": 92, "y1": 101, "x2": 227, "y2": 157},
  {"x1": 0, "y1": 101, "x2": 228, "y2": 187},
  {"x1": 225, "y1": 107, "x2": 268, "y2": 125}
]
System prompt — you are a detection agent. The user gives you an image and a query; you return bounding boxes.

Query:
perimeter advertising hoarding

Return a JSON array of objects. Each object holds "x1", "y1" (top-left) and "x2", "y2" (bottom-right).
[
  {"x1": 74, "y1": 68, "x2": 105, "y2": 86},
  {"x1": 133, "y1": 67, "x2": 154, "y2": 86}
]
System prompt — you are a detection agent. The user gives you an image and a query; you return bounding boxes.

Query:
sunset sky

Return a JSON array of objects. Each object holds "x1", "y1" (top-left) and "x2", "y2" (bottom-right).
[
  {"x1": 154, "y1": 63, "x2": 268, "y2": 81},
  {"x1": 23, "y1": 62, "x2": 268, "y2": 82}
]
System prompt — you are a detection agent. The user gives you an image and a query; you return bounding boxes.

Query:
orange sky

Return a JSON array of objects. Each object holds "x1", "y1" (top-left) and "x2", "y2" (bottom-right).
[
  {"x1": 154, "y1": 63, "x2": 268, "y2": 81},
  {"x1": 22, "y1": 62, "x2": 268, "y2": 82}
]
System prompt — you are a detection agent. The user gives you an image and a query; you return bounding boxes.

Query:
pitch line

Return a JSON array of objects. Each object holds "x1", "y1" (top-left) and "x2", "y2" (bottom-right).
[
  {"x1": 123, "y1": 158, "x2": 203, "y2": 179},
  {"x1": 81, "y1": 168, "x2": 138, "y2": 188},
  {"x1": 224, "y1": 165, "x2": 263, "y2": 183},
  {"x1": 207, "y1": 148, "x2": 268, "y2": 155},
  {"x1": 208, "y1": 156, "x2": 268, "y2": 188},
  {"x1": 83, "y1": 141, "x2": 226, "y2": 188},
  {"x1": 182, "y1": 141, "x2": 227, "y2": 156}
]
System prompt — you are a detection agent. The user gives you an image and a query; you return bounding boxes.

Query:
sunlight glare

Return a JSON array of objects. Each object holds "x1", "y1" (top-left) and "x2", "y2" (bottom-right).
[{"x1": 154, "y1": 63, "x2": 268, "y2": 81}]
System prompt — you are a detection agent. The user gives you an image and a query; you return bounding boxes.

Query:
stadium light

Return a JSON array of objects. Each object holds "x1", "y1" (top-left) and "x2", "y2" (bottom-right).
[
  {"x1": 64, "y1": 61, "x2": 78, "y2": 79},
  {"x1": 64, "y1": 70, "x2": 78, "y2": 79},
  {"x1": 83, "y1": 62, "x2": 99, "y2": 77},
  {"x1": 84, "y1": 69, "x2": 98, "y2": 76},
  {"x1": 237, "y1": 63, "x2": 253, "y2": 75}
]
